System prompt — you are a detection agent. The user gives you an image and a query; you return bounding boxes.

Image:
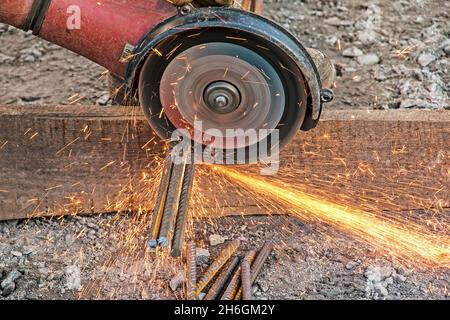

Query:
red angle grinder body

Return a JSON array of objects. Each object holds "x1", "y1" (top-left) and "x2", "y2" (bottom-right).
[{"x1": 0, "y1": 0, "x2": 335, "y2": 161}]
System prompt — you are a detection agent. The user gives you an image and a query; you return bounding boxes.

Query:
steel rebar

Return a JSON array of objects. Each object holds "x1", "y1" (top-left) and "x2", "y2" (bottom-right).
[
  {"x1": 221, "y1": 250, "x2": 256, "y2": 300},
  {"x1": 195, "y1": 240, "x2": 240, "y2": 295},
  {"x1": 250, "y1": 241, "x2": 274, "y2": 284},
  {"x1": 186, "y1": 241, "x2": 197, "y2": 300},
  {"x1": 157, "y1": 159, "x2": 186, "y2": 247},
  {"x1": 204, "y1": 256, "x2": 240, "y2": 300},
  {"x1": 171, "y1": 163, "x2": 195, "y2": 257},
  {"x1": 235, "y1": 241, "x2": 273, "y2": 299},
  {"x1": 148, "y1": 154, "x2": 173, "y2": 248},
  {"x1": 241, "y1": 253, "x2": 253, "y2": 300}
]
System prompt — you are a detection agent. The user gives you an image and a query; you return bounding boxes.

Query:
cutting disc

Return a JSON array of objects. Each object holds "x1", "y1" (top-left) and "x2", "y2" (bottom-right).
[{"x1": 159, "y1": 42, "x2": 285, "y2": 149}]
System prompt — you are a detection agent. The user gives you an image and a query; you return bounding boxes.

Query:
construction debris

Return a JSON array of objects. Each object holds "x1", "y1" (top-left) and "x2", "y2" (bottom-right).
[
  {"x1": 195, "y1": 240, "x2": 241, "y2": 296},
  {"x1": 187, "y1": 241, "x2": 273, "y2": 301}
]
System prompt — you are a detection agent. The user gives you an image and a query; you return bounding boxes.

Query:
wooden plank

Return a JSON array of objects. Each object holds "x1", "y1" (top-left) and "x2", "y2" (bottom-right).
[{"x1": 0, "y1": 106, "x2": 448, "y2": 220}]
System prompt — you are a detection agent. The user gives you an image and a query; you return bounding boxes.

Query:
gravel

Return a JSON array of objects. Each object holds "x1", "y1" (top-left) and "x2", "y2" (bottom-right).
[{"x1": 209, "y1": 234, "x2": 226, "y2": 246}]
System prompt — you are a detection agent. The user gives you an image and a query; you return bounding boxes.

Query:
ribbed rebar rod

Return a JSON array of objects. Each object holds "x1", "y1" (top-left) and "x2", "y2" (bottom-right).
[
  {"x1": 250, "y1": 241, "x2": 274, "y2": 284},
  {"x1": 186, "y1": 241, "x2": 197, "y2": 300},
  {"x1": 204, "y1": 256, "x2": 240, "y2": 300},
  {"x1": 195, "y1": 240, "x2": 240, "y2": 295},
  {"x1": 148, "y1": 154, "x2": 173, "y2": 248},
  {"x1": 171, "y1": 163, "x2": 195, "y2": 257},
  {"x1": 221, "y1": 250, "x2": 256, "y2": 300},
  {"x1": 157, "y1": 160, "x2": 186, "y2": 247},
  {"x1": 235, "y1": 241, "x2": 274, "y2": 299},
  {"x1": 241, "y1": 254, "x2": 253, "y2": 300}
]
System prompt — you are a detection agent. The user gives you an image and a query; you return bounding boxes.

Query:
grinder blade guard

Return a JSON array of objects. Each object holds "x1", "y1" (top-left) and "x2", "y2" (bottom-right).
[{"x1": 127, "y1": 7, "x2": 332, "y2": 163}]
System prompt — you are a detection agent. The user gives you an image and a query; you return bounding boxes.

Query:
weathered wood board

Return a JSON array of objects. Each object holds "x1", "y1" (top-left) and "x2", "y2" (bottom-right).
[{"x1": 0, "y1": 105, "x2": 448, "y2": 220}]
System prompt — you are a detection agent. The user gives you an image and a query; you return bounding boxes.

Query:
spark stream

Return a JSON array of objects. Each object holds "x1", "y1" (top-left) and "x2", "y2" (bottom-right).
[{"x1": 214, "y1": 166, "x2": 450, "y2": 267}]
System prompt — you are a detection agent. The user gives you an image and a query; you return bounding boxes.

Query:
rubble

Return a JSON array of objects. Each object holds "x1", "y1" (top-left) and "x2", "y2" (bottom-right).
[
  {"x1": 342, "y1": 47, "x2": 363, "y2": 58},
  {"x1": 357, "y1": 53, "x2": 380, "y2": 65},
  {"x1": 209, "y1": 234, "x2": 226, "y2": 246},
  {"x1": 169, "y1": 270, "x2": 186, "y2": 292},
  {"x1": 196, "y1": 248, "x2": 210, "y2": 266},
  {"x1": 64, "y1": 265, "x2": 81, "y2": 291}
]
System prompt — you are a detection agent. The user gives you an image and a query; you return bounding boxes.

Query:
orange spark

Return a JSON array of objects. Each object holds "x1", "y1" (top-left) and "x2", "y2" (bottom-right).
[{"x1": 214, "y1": 166, "x2": 449, "y2": 267}]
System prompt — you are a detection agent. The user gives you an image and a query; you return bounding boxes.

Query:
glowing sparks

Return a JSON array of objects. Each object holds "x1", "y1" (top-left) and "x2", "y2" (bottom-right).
[{"x1": 214, "y1": 166, "x2": 449, "y2": 267}]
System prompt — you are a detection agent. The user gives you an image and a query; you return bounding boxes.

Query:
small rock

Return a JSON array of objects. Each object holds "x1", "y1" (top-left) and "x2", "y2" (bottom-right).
[
  {"x1": 444, "y1": 45, "x2": 450, "y2": 56},
  {"x1": 22, "y1": 247, "x2": 36, "y2": 256},
  {"x1": 365, "y1": 266, "x2": 392, "y2": 283},
  {"x1": 394, "y1": 273, "x2": 407, "y2": 282},
  {"x1": 396, "y1": 266, "x2": 413, "y2": 276},
  {"x1": 1, "y1": 270, "x2": 22, "y2": 289},
  {"x1": 65, "y1": 234, "x2": 76, "y2": 246},
  {"x1": 19, "y1": 46, "x2": 43, "y2": 63},
  {"x1": 324, "y1": 17, "x2": 354, "y2": 27},
  {"x1": 169, "y1": 270, "x2": 186, "y2": 292},
  {"x1": 196, "y1": 248, "x2": 210, "y2": 266},
  {"x1": 345, "y1": 261, "x2": 358, "y2": 270},
  {"x1": 96, "y1": 93, "x2": 111, "y2": 106},
  {"x1": 417, "y1": 53, "x2": 436, "y2": 67},
  {"x1": 259, "y1": 282, "x2": 269, "y2": 293},
  {"x1": 237, "y1": 236, "x2": 248, "y2": 242},
  {"x1": 0, "y1": 53, "x2": 14, "y2": 64},
  {"x1": 25, "y1": 293, "x2": 38, "y2": 300},
  {"x1": 1, "y1": 282, "x2": 16, "y2": 297},
  {"x1": 209, "y1": 234, "x2": 225, "y2": 246},
  {"x1": 357, "y1": 53, "x2": 380, "y2": 65},
  {"x1": 65, "y1": 265, "x2": 81, "y2": 291},
  {"x1": 252, "y1": 285, "x2": 259, "y2": 295},
  {"x1": 0, "y1": 23, "x2": 9, "y2": 34},
  {"x1": 11, "y1": 250, "x2": 23, "y2": 257},
  {"x1": 384, "y1": 277, "x2": 394, "y2": 286},
  {"x1": 374, "y1": 283, "x2": 389, "y2": 297},
  {"x1": 342, "y1": 47, "x2": 363, "y2": 58}
]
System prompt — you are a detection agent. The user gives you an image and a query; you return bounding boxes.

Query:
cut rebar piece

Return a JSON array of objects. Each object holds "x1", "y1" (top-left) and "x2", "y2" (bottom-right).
[
  {"x1": 195, "y1": 240, "x2": 240, "y2": 295},
  {"x1": 250, "y1": 241, "x2": 274, "y2": 284},
  {"x1": 241, "y1": 254, "x2": 253, "y2": 300},
  {"x1": 235, "y1": 241, "x2": 274, "y2": 299},
  {"x1": 171, "y1": 163, "x2": 195, "y2": 257},
  {"x1": 148, "y1": 154, "x2": 173, "y2": 248},
  {"x1": 204, "y1": 256, "x2": 240, "y2": 300},
  {"x1": 157, "y1": 159, "x2": 187, "y2": 247},
  {"x1": 221, "y1": 250, "x2": 256, "y2": 300},
  {"x1": 186, "y1": 241, "x2": 197, "y2": 300}
]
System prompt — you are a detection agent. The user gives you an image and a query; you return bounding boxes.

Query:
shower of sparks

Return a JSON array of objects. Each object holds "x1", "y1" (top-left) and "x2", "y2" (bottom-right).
[{"x1": 212, "y1": 166, "x2": 449, "y2": 267}]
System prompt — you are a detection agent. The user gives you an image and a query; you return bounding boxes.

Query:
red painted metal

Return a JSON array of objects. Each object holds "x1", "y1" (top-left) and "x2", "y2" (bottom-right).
[
  {"x1": 0, "y1": 0, "x2": 34, "y2": 28},
  {"x1": 40, "y1": 0, "x2": 177, "y2": 76},
  {"x1": 0, "y1": 0, "x2": 177, "y2": 77}
]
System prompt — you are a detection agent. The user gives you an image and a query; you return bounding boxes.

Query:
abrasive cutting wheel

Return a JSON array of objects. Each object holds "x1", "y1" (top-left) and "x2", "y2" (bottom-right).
[
  {"x1": 134, "y1": 8, "x2": 324, "y2": 162},
  {"x1": 159, "y1": 41, "x2": 289, "y2": 150}
]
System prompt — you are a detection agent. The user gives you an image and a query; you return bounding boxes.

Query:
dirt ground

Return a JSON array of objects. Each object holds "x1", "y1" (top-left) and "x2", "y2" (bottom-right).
[{"x1": 0, "y1": 0, "x2": 449, "y2": 300}]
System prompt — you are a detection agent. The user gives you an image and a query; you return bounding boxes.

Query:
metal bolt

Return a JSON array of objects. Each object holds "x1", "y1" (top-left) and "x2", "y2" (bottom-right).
[
  {"x1": 214, "y1": 95, "x2": 228, "y2": 108},
  {"x1": 320, "y1": 88, "x2": 334, "y2": 103},
  {"x1": 179, "y1": 4, "x2": 192, "y2": 16}
]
